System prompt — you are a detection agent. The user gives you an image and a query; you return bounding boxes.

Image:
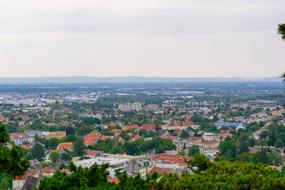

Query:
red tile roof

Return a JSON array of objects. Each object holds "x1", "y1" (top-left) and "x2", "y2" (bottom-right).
[
  {"x1": 42, "y1": 167, "x2": 56, "y2": 174},
  {"x1": 182, "y1": 121, "x2": 194, "y2": 127},
  {"x1": 140, "y1": 124, "x2": 156, "y2": 131},
  {"x1": 122, "y1": 125, "x2": 139, "y2": 131},
  {"x1": 14, "y1": 174, "x2": 27, "y2": 180},
  {"x1": 21, "y1": 144, "x2": 33, "y2": 150},
  {"x1": 152, "y1": 153, "x2": 191, "y2": 166},
  {"x1": 10, "y1": 132, "x2": 27, "y2": 139},
  {"x1": 84, "y1": 131, "x2": 102, "y2": 145},
  {"x1": 56, "y1": 142, "x2": 73, "y2": 151}
]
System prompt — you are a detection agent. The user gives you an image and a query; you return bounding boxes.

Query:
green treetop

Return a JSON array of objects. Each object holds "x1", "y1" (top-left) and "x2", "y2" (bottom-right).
[
  {"x1": 0, "y1": 123, "x2": 9, "y2": 143},
  {"x1": 0, "y1": 123, "x2": 29, "y2": 177},
  {"x1": 278, "y1": 24, "x2": 285, "y2": 40}
]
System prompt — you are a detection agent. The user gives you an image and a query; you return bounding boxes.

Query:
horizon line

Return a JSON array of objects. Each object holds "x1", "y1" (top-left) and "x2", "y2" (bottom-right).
[{"x1": 0, "y1": 76, "x2": 281, "y2": 79}]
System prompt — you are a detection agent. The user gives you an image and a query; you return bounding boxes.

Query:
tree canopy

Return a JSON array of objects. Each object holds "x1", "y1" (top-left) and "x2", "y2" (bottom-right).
[
  {"x1": 39, "y1": 163, "x2": 111, "y2": 190},
  {"x1": 32, "y1": 143, "x2": 46, "y2": 161},
  {"x1": 0, "y1": 123, "x2": 9, "y2": 143},
  {"x1": 278, "y1": 23, "x2": 285, "y2": 40},
  {"x1": 278, "y1": 23, "x2": 285, "y2": 82},
  {"x1": 0, "y1": 123, "x2": 29, "y2": 177},
  {"x1": 73, "y1": 136, "x2": 86, "y2": 156},
  {"x1": 39, "y1": 154, "x2": 285, "y2": 190}
]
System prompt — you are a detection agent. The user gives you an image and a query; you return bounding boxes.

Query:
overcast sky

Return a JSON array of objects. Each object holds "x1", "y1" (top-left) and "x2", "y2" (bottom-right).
[{"x1": 0, "y1": 0, "x2": 284, "y2": 78}]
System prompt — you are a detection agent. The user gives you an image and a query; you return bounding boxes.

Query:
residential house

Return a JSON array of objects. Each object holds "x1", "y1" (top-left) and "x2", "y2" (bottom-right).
[
  {"x1": 173, "y1": 140, "x2": 193, "y2": 152},
  {"x1": 10, "y1": 132, "x2": 34, "y2": 145},
  {"x1": 188, "y1": 133, "x2": 220, "y2": 150},
  {"x1": 84, "y1": 131, "x2": 102, "y2": 145},
  {"x1": 84, "y1": 131, "x2": 111, "y2": 145},
  {"x1": 122, "y1": 125, "x2": 140, "y2": 131},
  {"x1": 126, "y1": 157, "x2": 154, "y2": 178},
  {"x1": 13, "y1": 174, "x2": 27, "y2": 190},
  {"x1": 56, "y1": 142, "x2": 73, "y2": 151},
  {"x1": 151, "y1": 153, "x2": 191, "y2": 175}
]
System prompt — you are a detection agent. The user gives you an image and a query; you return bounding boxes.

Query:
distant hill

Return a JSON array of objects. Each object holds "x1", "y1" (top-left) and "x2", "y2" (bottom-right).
[{"x1": 0, "y1": 76, "x2": 282, "y2": 84}]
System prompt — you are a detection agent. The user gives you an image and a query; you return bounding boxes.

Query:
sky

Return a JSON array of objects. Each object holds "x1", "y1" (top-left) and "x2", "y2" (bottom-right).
[{"x1": 0, "y1": 0, "x2": 284, "y2": 78}]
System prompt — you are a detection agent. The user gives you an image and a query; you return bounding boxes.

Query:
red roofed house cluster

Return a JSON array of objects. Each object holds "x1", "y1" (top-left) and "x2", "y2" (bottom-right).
[{"x1": 84, "y1": 131, "x2": 112, "y2": 145}]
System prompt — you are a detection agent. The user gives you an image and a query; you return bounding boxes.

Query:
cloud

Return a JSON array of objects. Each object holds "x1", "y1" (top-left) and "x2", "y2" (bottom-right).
[
  {"x1": 1, "y1": 0, "x2": 284, "y2": 35},
  {"x1": 0, "y1": 0, "x2": 284, "y2": 77}
]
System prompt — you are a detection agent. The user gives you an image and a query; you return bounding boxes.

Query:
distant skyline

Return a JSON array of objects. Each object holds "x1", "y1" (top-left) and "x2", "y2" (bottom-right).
[
  {"x1": 0, "y1": 76, "x2": 282, "y2": 85},
  {"x1": 0, "y1": 0, "x2": 285, "y2": 77}
]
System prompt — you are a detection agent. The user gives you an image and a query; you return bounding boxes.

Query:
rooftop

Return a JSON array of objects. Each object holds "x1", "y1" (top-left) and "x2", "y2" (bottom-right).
[
  {"x1": 152, "y1": 153, "x2": 191, "y2": 166},
  {"x1": 56, "y1": 142, "x2": 73, "y2": 151}
]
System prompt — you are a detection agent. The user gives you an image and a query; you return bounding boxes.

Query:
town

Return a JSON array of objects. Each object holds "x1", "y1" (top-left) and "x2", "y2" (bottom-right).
[{"x1": 1, "y1": 80, "x2": 284, "y2": 190}]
